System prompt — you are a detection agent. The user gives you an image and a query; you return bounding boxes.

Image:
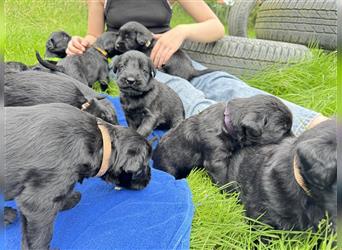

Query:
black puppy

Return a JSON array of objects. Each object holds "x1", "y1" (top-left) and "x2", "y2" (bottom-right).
[
  {"x1": 226, "y1": 119, "x2": 336, "y2": 231},
  {"x1": 115, "y1": 21, "x2": 214, "y2": 81},
  {"x1": 4, "y1": 31, "x2": 71, "y2": 74},
  {"x1": 5, "y1": 61, "x2": 29, "y2": 73},
  {"x1": 5, "y1": 70, "x2": 118, "y2": 125},
  {"x1": 44, "y1": 31, "x2": 71, "y2": 61},
  {"x1": 36, "y1": 31, "x2": 118, "y2": 90},
  {"x1": 5, "y1": 103, "x2": 152, "y2": 249},
  {"x1": 113, "y1": 50, "x2": 184, "y2": 137},
  {"x1": 152, "y1": 95, "x2": 292, "y2": 185}
]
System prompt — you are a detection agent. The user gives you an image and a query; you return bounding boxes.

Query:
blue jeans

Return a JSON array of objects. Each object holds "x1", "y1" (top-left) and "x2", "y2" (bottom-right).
[{"x1": 154, "y1": 60, "x2": 318, "y2": 136}]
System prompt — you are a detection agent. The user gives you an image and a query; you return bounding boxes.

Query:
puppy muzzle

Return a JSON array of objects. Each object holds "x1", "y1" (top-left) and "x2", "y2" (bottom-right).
[
  {"x1": 114, "y1": 167, "x2": 151, "y2": 190},
  {"x1": 46, "y1": 39, "x2": 55, "y2": 50},
  {"x1": 115, "y1": 41, "x2": 126, "y2": 52}
]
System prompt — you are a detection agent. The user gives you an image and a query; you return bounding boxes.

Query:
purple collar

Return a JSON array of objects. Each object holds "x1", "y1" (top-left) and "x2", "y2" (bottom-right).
[{"x1": 224, "y1": 104, "x2": 235, "y2": 136}]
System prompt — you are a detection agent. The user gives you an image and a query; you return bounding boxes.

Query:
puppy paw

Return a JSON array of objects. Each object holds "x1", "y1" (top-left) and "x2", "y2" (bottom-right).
[
  {"x1": 60, "y1": 191, "x2": 81, "y2": 211},
  {"x1": 4, "y1": 207, "x2": 17, "y2": 225}
]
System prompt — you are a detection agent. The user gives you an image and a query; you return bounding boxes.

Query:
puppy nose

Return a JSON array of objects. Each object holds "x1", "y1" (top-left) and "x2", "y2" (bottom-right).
[{"x1": 125, "y1": 77, "x2": 136, "y2": 84}]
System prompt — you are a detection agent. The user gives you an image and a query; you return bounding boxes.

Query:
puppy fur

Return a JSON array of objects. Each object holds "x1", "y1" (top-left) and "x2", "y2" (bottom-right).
[
  {"x1": 5, "y1": 70, "x2": 118, "y2": 125},
  {"x1": 115, "y1": 21, "x2": 214, "y2": 81},
  {"x1": 5, "y1": 61, "x2": 29, "y2": 73},
  {"x1": 113, "y1": 50, "x2": 185, "y2": 137},
  {"x1": 36, "y1": 31, "x2": 119, "y2": 90},
  {"x1": 226, "y1": 119, "x2": 336, "y2": 231},
  {"x1": 152, "y1": 95, "x2": 293, "y2": 185},
  {"x1": 5, "y1": 103, "x2": 152, "y2": 249}
]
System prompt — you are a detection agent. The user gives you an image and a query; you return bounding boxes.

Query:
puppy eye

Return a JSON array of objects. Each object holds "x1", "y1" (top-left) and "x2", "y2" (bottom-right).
[
  {"x1": 263, "y1": 118, "x2": 268, "y2": 126},
  {"x1": 127, "y1": 149, "x2": 138, "y2": 155}
]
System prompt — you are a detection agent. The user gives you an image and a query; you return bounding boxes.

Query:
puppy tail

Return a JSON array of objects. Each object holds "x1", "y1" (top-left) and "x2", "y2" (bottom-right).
[
  {"x1": 35, "y1": 51, "x2": 64, "y2": 73},
  {"x1": 188, "y1": 68, "x2": 216, "y2": 81}
]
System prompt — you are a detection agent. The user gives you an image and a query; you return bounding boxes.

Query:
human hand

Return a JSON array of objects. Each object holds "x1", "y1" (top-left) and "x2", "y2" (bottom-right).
[
  {"x1": 66, "y1": 36, "x2": 90, "y2": 56},
  {"x1": 150, "y1": 26, "x2": 187, "y2": 68}
]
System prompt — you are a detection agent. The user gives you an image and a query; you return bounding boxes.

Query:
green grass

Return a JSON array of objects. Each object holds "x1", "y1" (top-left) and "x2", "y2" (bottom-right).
[
  {"x1": 188, "y1": 170, "x2": 336, "y2": 250},
  {"x1": 242, "y1": 50, "x2": 337, "y2": 117},
  {"x1": 4, "y1": 1, "x2": 337, "y2": 249}
]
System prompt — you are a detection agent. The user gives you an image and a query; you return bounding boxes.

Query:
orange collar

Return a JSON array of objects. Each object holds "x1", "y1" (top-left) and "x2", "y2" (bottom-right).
[
  {"x1": 293, "y1": 154, "x2": 311, "y2": 196},
  {"x1": 96, "y1": 120, "x2": 112, "y2": 177},
  {"x1": 81, "y1": 101, "x2": 91, "y2": 111}
]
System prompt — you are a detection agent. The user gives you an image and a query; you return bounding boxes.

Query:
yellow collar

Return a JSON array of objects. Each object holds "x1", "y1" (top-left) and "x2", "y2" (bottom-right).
[{"x1": 94, "y1": 46, "x2": 108, "y2": 58}]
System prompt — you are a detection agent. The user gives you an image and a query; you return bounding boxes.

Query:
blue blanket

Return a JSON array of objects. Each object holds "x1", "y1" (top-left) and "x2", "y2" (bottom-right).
[{"x1": 3, "y1": 96, "x2": 194, "y2": 250}]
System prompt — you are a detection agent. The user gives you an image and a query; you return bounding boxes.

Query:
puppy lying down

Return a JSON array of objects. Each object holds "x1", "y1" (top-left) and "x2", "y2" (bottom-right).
[
  {"x1": 226, "y1": 119, "x2": 336, "y2": 231},
  {"x1": 152, "y1": 95, "x2": 293, "y2": 186},
  {"x1": 4, "y1": 103, "x2": 152, "y2": 249},
  {"x1": 5, "y1": 70, "x2": 118, "y2": 125},
  {"x1": 115, "y1": 21, "x2": 215, "y2": 81},
  {"x1": 113, "y1": 50, "x2": 185, "y2": 137}
]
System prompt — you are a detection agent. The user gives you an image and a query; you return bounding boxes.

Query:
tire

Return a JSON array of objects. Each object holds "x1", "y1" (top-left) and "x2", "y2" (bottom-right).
[
  {"x1": 228, "y1": 0, "x2": 256, "y2": 37},
  {"x1": 255, "y1": 0, "x2": 337, "y2": 50},
  {"x1": 182, "y1": 35, "x2": 311, "y2": 78}
]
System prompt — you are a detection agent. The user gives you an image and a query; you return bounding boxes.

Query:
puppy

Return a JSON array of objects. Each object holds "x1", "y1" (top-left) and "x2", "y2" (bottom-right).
[
  {"x1": 115, "y1": 21, "x2": 214, "y2": 81},
  {"x1": 113, "y1": 50, "x2": 185, "y2": 137},
  {"x1": 4, "y1": 31, "x2": 71, "y2": 74},
  {"x1": 44, "y1": 31, "x2": 71, "y2": 61},
  {"x1": 5, "y1": 70, "x2": 118, "y2": 125},
  {"x1": 226, "y1": 119, "x2": 336, "y2": 231},
  {"x1": 5, "y1": 61, "x2": 29, "y2": 73},
  {"x1": 36, "y1": 31, "x2": 119, "y2": 90},
  {"x1": 152, "y1": 95, "x2": 293, "y2": 185},
  {"x1": 5, "y1": 103, "x2": 152, "y2": 249}
]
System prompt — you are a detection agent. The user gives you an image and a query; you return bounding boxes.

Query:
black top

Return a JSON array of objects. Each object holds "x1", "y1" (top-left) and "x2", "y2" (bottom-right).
[{"x1": 105, "y1": 0, "x2": 172, "y2": 33}]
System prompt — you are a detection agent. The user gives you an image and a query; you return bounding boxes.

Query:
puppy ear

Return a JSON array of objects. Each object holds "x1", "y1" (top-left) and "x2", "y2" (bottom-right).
[
  {"x1": 240, "y1": 113, "x2": 263, "y2": 138},
  {"x1": 148, "y1": 59, "x2": 157, "y2": 78},
  {"x1": 112, "y1": 55, "x2": 121, "y2": 74},
  {"x1": 102, "y1": 32, "x2": 118, "y2": 53},
  {"x1": 136, "y1": 32, "x2": 153, "y2": 47},
  {"x1": 296, "y1": 139, "x2": 336, "y2": 190}
]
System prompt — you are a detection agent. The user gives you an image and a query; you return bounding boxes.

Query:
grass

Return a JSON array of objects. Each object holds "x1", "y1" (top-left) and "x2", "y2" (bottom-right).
[{"x1": 4, "y1": 0, "x2": 337, "y2": 249}]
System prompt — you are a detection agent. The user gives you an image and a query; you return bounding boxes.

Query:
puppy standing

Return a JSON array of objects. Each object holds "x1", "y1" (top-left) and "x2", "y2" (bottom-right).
[
  {"x1": 115, "y1": 21, "x2": 214, "y2": 81},
  {"x1": 113, "y1": 50, "x2": 184, "y2": 137},
  {"x1": 36, "y1": 31, "x2": 119, "y2": 90},
  {"x1": 5, "y1": 103, "x2": 152, "y2": 249},
  {"x1": 152, "y1": 95, "x2": 293, "y2": 186},
  {"x1": 226, "y1": 119, "x2": 336, "y2": 231},
  {"x1": 5, "y1": 70, "x2": 118, "y2": 125}
]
